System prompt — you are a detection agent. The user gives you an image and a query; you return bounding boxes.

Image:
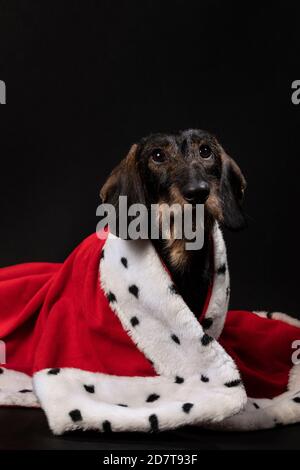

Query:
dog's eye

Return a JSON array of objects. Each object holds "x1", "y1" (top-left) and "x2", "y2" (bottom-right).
[
  {"x1": 199, "y1": 145, "x2": 212, "y2": 159},
  {"x1": 151, "y1": 149, "x2": 166, "y2": 164}
]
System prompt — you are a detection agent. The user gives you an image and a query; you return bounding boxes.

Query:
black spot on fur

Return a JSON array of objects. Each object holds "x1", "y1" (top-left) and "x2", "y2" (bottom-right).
[
  {"x1": 69, "y1": 409, "x2": 82, "y2": 422},
  {"x1": 175, "y1": 376, "x2": 184, "y2": 384},
  {"x1": 253, "y1": 402, "x2": 260, "y2": 409},
  {"x1": 201, "y1": 375, "x2": 209, "y2": 383},
  {"x1": 107, "y1": 291, "x2": 117, "y2": 303},
  {"x1": 201, "y1": 333, "x2": 213, "y2": 346},
  {"x1": 149, "y1": 414, "x2": 159, "y2": 432},
  {"x1": 169, "y1": 284, "x2": 178, "y2": 294},
  {"x1": 100, "y1": 249, "x2": 105, "y2": 260},
  {"x1": 117, "y1": 403, "x2": 128, "y2": 407},
  {"x1": 293, "y1": 397, "x2": 300, "y2": 403},
  {"x1": 146, "y1": 393, "x2": 160, "y2": 403},
  {"x1": 19, "y1": 389, "x2": 32, "y2": 393},
  {"x1": 226, "y1": 286, "x2": 230, "y2": 298},
  {"x1": 267, "y1": 311, "x2": 274, "y2": 319},
  {"x1": 225, "y1": 379, "x2": 242, "y2": 388},
  {"x1": 201, "y1": 317, "x2": 213, "y2": 330},
  {"x1": 130, "y1": 316, "x2": 139, "y2": 327},
  {"x1": 217, "y1": 264, "x2": 226, "y2": 275},
  {"x1": 0, "y1": 368, "x2": 3, "y2": 374},
  {"x1": 121, "y1": 257, "x2": 128, "y2": 268},
  {"x1": 129, "y1": 284, "x2": 139, "y2": 298},
  {"x1": 103, "y1": 420, "x2": 112, "y2": 432},
  {"x1": 48, "y1": 368, "x2": 60, "y2": 375},
  {"x1": 182, "y1": 402, "x2": 194, "y2": 413},
  {"x1": 84, "y1": 384, "x2": 95, "y2": 394},
  {"x1": 171, "y1": 334, "x2": 180, "y2": 345}
]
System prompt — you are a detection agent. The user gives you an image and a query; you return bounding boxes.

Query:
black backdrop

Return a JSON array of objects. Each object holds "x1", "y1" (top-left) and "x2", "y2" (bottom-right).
[{"x1": 1, "y1": 0, "x2": 300, "y2": 315}]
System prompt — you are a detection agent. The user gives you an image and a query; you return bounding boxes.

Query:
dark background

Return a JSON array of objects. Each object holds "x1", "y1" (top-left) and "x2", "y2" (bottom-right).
[
  {"x1": 1, "y1": 0, "x2": 300, "y2": 452},
  {"x1": 0, "y1": 0, "x2": 300, "y2": 314}
]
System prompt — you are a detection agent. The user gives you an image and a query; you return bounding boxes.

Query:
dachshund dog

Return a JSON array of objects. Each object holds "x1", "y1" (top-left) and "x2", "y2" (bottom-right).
[{"x1": 101, "y1": 129, "x2": 246, "y2": 317}]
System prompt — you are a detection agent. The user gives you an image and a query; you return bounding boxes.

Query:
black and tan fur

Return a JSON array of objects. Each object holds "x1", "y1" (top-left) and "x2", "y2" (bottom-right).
[{"x1": 101, "y1": 129, "x2": 246, "y2": 316}]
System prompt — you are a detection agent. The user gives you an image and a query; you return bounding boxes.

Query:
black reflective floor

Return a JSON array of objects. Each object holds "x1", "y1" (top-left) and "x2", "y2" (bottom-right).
[{"x1": 0, "y1": 408, "x2": 300, "y2": 450}]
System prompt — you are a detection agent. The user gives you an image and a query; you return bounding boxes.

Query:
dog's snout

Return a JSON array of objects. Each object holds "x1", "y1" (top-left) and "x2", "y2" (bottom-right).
[{"x1": 182, "y1": 181, "x2": 210, "y2": 204}]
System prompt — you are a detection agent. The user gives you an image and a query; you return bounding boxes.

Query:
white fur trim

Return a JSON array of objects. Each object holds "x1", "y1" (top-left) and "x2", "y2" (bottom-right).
[
  {"x1": 204, "y1": 224, "x2": 230, "y2": 339},
  {"x1": 208, "y1": 379, "x2": 300, "y2": 431},
  {"x1": 0, "y1": 367, "x2": 39, "y2": 407},
  {"x1": 208, "y1": 314, "x2": 300, "y2": 431},
  {"x1": 100, "y1": 224, "x2": 231, "y2": 379},
  {"x1": 2, "y1": 224, "x2": 300, "y2": 433},
  {"x1": 206, "y1": 361, "x2": 300, "y2": 431},
  {"x1": 253, "y1": 310, "x2": 300, "y2": 327},
  {"x1": 33, "y1": 367, "x2": 246, "y2": 435}
]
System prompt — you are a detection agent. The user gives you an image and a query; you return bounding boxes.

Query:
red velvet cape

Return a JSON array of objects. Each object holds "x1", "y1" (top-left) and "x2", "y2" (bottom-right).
[{"x1": 1, "y1": 228, "x2": 300, "y2": 433}]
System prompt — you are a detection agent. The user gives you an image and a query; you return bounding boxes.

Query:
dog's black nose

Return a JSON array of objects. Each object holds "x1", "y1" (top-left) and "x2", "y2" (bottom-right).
[{"x1": 182, "y1": 181, "x2": 210, "y2": 204}]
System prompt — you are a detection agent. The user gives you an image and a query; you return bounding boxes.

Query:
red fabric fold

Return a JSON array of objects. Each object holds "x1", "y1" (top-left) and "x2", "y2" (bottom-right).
[
  {"x1": 220, "y1": 309, "x2": 299, "y2": 398},
  {"x1": 1, "y1": 233, "x2": 299, "y2": 399},
  {"x1": 0, "y1": 234, "x2": 155, "y2": 378}
]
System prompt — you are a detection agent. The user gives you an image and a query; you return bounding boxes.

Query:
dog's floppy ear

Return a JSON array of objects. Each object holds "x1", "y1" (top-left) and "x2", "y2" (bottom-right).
[
  {"x1": 100, "y1": 143, "x2": 146, "y2": 208},
  {"x1": 219, "y1": 149, "x2": 247, "y2": 231}
]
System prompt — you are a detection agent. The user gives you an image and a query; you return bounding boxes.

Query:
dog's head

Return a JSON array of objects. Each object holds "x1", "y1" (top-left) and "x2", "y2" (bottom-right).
[{"x1": 100, "y1": 129, "x2": 247, "y2": 232}]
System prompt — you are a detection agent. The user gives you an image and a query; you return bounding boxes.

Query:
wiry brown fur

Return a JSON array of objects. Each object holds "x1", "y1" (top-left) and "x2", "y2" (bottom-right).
[{"x1": 100, "y1": 129, "x2": 246, "y2": 316}]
